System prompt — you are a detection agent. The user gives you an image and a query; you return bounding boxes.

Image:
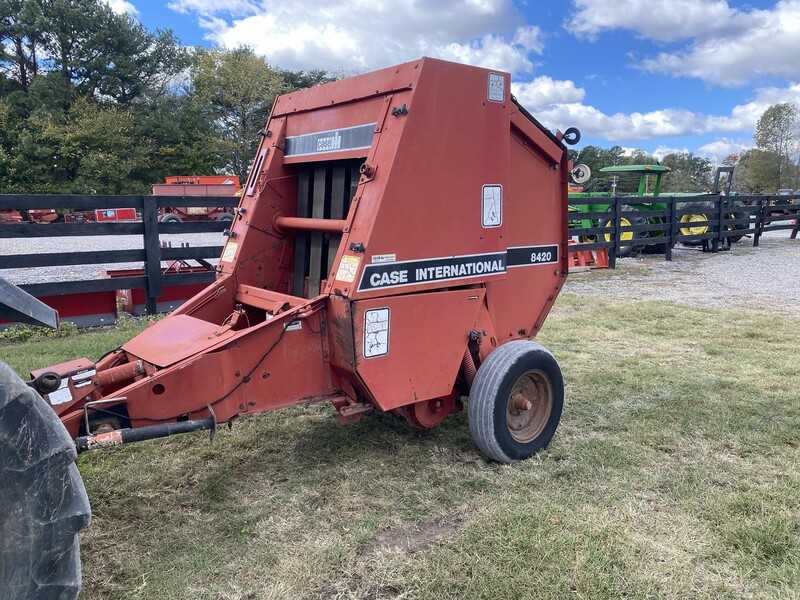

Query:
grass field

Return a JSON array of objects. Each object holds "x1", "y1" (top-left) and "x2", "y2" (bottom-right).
[{"x1": 3, "y1": 294, "x2": 799, "y2": 600}]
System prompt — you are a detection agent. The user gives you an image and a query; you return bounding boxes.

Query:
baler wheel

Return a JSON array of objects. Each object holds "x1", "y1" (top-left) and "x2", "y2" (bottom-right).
[
  {"x1": 0, "y1": 362, "x2": 91, "y2": 600},
  {"x1": 468, "y1": 341, "x2": 563, "y2": 463}
]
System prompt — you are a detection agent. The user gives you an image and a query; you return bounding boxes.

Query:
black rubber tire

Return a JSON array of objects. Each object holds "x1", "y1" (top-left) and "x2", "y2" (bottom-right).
[
  {"x1": 0, "y1": 362, "x2": 91, "y2": 600},
  {"x1": 468, "y1": 340, "x2": 564, "y2": 463},
  {"x1": 159, "y1": 214, "x2": 181, "y2": 223},
  {"x1": 215, "y1": 212, "x2": 234, "y2": 222},
  {"x1": 726, "y1": 211, "x2": 750, "y2": 243},
  {"x1": 604, "y1": 205, "x2": 646, "y2": 258},
  {"x1": 677, "y1": 200, "x2": 714, "y2": 247}
]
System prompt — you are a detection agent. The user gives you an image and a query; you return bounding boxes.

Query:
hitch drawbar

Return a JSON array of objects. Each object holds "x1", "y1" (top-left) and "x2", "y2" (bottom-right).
[{"x1": 75, "y1": 415, "x2": 216, "y2": 453}]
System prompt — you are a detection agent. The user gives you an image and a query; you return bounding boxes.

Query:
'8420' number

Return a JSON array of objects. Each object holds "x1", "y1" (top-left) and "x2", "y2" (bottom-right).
[{"x1": 530, "y1": 250, "x2": 553, "y2": 264}]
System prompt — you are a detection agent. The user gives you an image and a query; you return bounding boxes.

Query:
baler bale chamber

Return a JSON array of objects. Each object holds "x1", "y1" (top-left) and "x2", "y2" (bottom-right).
[{"x1": 3, "y1": 55, "x2": 574, "y2": 599}]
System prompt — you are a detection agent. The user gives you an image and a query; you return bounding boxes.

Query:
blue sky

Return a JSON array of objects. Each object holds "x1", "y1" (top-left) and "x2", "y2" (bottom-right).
[{"x1": 115, "y1": 0, "x2": 800, "y2": 162}]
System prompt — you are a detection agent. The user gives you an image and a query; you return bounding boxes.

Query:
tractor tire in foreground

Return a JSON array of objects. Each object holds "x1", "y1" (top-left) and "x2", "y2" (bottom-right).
[
  {"x1": 0, "y1": 362, "x2": 90, "y2": 600},
  {"x1": 468, "y1": 340, "x2": 564, "y2": 463}
]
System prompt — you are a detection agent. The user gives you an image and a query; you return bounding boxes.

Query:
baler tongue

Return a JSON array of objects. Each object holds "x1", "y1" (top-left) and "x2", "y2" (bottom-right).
[{"x1": 122, "y1": 314, "x2": 237, "y2": 368}]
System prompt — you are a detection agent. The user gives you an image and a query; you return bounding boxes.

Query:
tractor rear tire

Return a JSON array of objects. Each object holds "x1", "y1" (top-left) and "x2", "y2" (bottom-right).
[
  {"x1": 678, "y1": 200, "x2": 714, "y2": 247},
  {"x1": 604, "y1": 205, "x2": 646, "y2": 258},
  {"x1": 0, "y1": 362, "x2": 91, "y2": 600},
  {"x1": 159, "y1": 214, "x2": 181, "y2": 223},
  {"x1": 468, "y1": 340, "x2": 564, "y2": 463}
]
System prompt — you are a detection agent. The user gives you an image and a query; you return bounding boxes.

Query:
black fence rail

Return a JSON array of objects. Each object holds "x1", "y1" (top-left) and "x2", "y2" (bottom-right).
[
  {"x1": 0, "y1": 194, "x2": 238, "y2": 313},
  {"x1": 568, "y1": 194, "x2": 800, "y2": 268}
]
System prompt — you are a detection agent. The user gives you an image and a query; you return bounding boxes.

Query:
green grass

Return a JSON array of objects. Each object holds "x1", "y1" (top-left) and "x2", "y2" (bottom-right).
[{"x1": 2, "y1": 294, "x2": 799, "y2": 600}]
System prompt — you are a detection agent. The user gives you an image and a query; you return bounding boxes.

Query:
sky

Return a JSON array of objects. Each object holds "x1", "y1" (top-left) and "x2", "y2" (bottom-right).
[{"x1": 112, "y1": 0, "x2": 800, "y2": 163}]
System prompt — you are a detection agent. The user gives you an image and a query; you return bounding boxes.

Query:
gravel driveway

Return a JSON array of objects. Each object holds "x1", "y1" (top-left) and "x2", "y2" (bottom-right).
[{"x1": 565, "y1": 229, "x2": 800, "y2": 313}]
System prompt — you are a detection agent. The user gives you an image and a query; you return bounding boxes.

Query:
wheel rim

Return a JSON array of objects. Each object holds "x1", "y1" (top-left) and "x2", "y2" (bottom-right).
[
  {"x1": 506, "y1": 370, "x2": 553, "y2": 443},
  {"x1": 604, "y1": 216, "x2": 633, "y2": 242},
  {"x1": 680, "y1": 214, "x2": 709, "y2": 236}
]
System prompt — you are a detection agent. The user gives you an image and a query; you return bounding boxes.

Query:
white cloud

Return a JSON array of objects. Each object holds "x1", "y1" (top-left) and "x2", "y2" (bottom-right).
[
  {"x1": 175, "y1": 0, "x2": 538, "y2": 75},
  {"x1": 517, "y1": 80, "x2": 800, "y2": 141},
  {"x1": 651, "y1": 145, "x2": 689, "y2": 160},
  {"x1": 167, "y1": 0, "x2": 258, "y2": 16},
  {"x1": 567, "y1": 0, "x2": 800, "y2": 86},
  {"x1": 567, "y1": 0, "x2": 746, "y2": 41},
  {"x1": 106, "y1": 0, "x2": 138, "y2": 15},
  {"x1": 512, "y1": 76, "x2": 585, "y2": 107},
  {"x1": 697, "y1": 139, "x2": 752, "y2": 162},
  {"x1": 435, "y1": 26, "x2": 543, "y2": 75}
]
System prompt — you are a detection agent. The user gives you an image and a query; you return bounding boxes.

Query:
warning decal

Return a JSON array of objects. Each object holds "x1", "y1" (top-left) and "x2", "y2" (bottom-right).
[
  {"x1": 335, "y1": 255, "x2": 361, "y2": 283},
  {"x1": 358, "y1": 245, "x2": 559, "y2": 291},
  {"x1": 487, "y1": 72, "x2": 505, "y2": 103},
  {"x1": 482, "y1": 184, "x2": 502, "y2": 228},
  {"x1": 220, "y1": 242, "x2": 238, "y2": 263},
  {"x1": 364, "y1": 308, "x2": 390, "y2": 358}
]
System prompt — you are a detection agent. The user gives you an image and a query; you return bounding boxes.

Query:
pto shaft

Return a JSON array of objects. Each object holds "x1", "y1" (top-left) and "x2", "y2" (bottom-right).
[{"x1": 75, "y1": 416, "x2": 215, "y2": 453}]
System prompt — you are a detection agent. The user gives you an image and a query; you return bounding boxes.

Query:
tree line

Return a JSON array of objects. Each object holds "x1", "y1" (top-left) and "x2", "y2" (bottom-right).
[
  {"x1": 0, "y1": 0, "x2": 331, "y2": 194},
  {"x1": 1, "y1": 1, "x2": 798, "y2": 196}
]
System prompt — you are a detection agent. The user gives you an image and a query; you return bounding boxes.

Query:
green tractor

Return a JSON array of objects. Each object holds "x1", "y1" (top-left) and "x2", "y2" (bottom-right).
[{"x1": 568, "y1": 164, "x2": 733, "y2": 257}]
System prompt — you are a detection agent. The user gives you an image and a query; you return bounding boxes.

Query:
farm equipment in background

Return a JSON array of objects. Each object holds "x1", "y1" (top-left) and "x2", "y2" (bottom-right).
[
  {"x1": 0, "y1": 208, "x2": 58, "y2": 224},
  {"x1": 63, "y1": 207, "x2": 139, "y2": 223},
  {"x1": 153, "y1": 175, "x2": 241, "y2": 223},
  {"x1": 1, "y1": 58, "x2": 577, "y2": 599},
  {"x1": 568, "y1": 164, "x2": 743, "y2": 257},
  {"x1": 569, "y1": 164, "x2": 671, "y2": 257}
]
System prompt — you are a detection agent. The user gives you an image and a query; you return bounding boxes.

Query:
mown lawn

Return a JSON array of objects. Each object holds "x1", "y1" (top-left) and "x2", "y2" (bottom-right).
[{"x1": 2, "y1": 294, "x2": 799, "y2": 600}]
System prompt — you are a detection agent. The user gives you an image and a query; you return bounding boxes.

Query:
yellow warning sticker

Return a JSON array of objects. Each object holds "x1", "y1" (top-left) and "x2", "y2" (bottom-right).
[
  {"x1": 220, "y1": 242, "x2": 238, "y2": 263},
  {"x1": 335, "y1": 255, "x2": 361, "y2": 283}
]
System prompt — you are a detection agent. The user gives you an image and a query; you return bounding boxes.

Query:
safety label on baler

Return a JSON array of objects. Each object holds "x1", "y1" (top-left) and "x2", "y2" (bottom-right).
[
  {"x1": 357, "y1": 245, "x2": 559, "y2": 291},
  {"x1": 364, "y1": 308, "x2": 390, "y2": 358}
]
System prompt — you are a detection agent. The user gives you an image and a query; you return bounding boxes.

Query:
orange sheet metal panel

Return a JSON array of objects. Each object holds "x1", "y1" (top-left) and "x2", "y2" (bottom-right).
[
  {"x1": 353, "y1": 288, "x2": 485, "y2": 411},
  {"x1": 484, "y1": 125, "x2": 568, "y2": 340}
]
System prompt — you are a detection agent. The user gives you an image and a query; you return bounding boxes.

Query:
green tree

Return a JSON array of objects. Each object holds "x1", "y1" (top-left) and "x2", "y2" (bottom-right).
[
  {"x1": 192, "y1": 47, "x2": 284, "y2": 181},
  {"x1": 0, "y1": 3, "x2": 331, "y2": 194},
  {"x1": 730, "y1": 149, "x2": 778, "y2": 193},
  {"x1": 660, "y1": 152, "x2": 712, "y2": 192},
  {"x1": 754, "y1": 102, "x2": 798, "y2": 190}
]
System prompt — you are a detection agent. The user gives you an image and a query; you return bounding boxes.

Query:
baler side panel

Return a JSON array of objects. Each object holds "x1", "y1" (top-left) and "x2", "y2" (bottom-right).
[
  {"x1": 484, "y1": 125, "x2": 567, "y2": 340},
  {"x1": 345, "y1": 60, "x2": 510, "y2": 300},
  {"x1": 353, "y1": 288, "x2": 485, "y2": 411}
]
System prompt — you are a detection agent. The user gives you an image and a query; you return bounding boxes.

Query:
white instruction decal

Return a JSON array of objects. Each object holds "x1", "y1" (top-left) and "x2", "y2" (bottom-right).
[
  {"x1": 48, "y1": 386, "x2": 72, "y2": 405},
  {"x1": 488, "y1": 73, "x2": 505, "y2": 102},
  {"x1": 221, "y1": 242, "x2": 238, "y2": 263},
  {"x1": 371, "y1": 253, "x2": 396, "y2": 264},
  {"x1": 482, "y1": 184, "x2": 502, "y2": 228},
  {"x1": 364, "y1": 308, "x2": 390, "y2": 358},
  {"x1": 47, "y1": 369, "x2": 95, "y2": 406},
  {"x1": 286, "y1": 320, "x2": 302, "y2": 331},
  {"x1": 335, "y1": 255, "x2": 361, "y2": 283}
]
